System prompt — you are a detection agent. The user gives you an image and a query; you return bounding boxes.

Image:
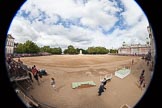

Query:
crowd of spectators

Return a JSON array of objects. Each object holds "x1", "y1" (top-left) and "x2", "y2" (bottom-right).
[{"x1": 6, "y1": 55, "x2": 33, "y2": 91}]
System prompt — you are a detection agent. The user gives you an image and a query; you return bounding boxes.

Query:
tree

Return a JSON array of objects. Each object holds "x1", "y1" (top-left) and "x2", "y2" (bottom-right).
[
  {"x1": 87, "y1": 47, "x2": 95, "y2": 54},
  {"x1": 50, "y1": 47, "x2": 62, "y2": 54},
  {"x1": 87, "y1": 46, "x2": 109, "y2": 54},
  {"x1": 109, "y1": 49, "x2": 118, "y2": 54},
  {"x1": 15, "y1": 43, "x2": 25, "y2": 53},
  {"x1": 23, "y1": 40, "x2": 40, "y2": 53},
  {"x1": 64, "y1": 45, "x2": 77, "y2": 54},
  {"x1": 14, "y1": 40, "x2": 40, "y2": 54},
  {"x1": 40, "y1": 46, "x2": 50, "y2": 52}
]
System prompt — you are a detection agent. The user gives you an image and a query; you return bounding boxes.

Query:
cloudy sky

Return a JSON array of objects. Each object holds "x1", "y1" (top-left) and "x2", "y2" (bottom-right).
[{"x1": 8, "y1": 0, "x2": 150, "y2": 50}]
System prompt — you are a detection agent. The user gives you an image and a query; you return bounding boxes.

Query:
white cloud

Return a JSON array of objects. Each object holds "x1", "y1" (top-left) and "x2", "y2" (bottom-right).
[
  {"x1": 8, "y1": 0, "x2": 149, "y2": 50},
  {"x1": 8, "y1": 17, "x2": 40, "y2": 43},
  {"x1": 121, "y1": 0, "x2": 145, "y2": 26},
  {"x1": 79, "y1": 0, "x2": 119, "y2": 30}
]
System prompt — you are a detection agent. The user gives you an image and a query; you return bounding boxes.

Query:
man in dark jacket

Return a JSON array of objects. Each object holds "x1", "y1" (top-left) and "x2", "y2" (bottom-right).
[
  {"x1": 102, "y1": 78, "x2": 108, "y2": 90},
  {"x1": 98, "y1": 83, "x2": 105, "y2": 96}
]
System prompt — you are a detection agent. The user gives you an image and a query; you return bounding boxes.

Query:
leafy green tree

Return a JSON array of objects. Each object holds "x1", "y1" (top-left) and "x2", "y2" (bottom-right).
[
  {"x1": 76, "y1": 48, "x2": 80, "y2": 54},
  {"x1": 82, "y1": 49, "x2": 88, "y2": 54},
  {"x1": 64, "y1": 49, "x2": 68, "y2": 54},
  {"x1": 15, "y1": 43, "x2": 25, "y2": 53},
  {"x1": 64, "y1": 45, "x2": 77, "y2": 54},
  {"x1": 15, "y1": 40, "x2": 40, "y2": 54},
  {"x1": 87, "y1": 47, "x2": 95, "y2": 54},
  {"x1": 50, "y1": 47, "x2": 62, "y2": 54},
  {"x1": 40, "y1": 46, "x2": 62, "y2": 54},
  {"x1": 40, "y1": 46, "x2": 51, "y2": 52},
  {"x1": 87, "y1": 46, "x2": 109, "y2": 54},
  {"x1": 109, "y1": 49, "x2": 118, "y2": 54},
  {"x1": 23, "y1": 40, "x2": 40, "y2": 53}
]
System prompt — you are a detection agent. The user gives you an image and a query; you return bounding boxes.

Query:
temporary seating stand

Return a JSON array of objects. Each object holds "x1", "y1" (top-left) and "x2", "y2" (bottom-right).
[
  {"x1": 115, "y1": 67, "x2": 131, "y2": 79},
  {"x1": 72, "y1": 81, "x2": 96, "y2": 89}
]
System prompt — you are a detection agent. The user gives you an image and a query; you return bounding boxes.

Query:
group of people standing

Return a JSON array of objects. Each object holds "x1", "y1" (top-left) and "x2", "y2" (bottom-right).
[
  {"x1": 31, "y1": 65, "x2": 42, "y2": 85},
  {"x1": 30, "y1": 64, "x2": 56, "y2": 89}
]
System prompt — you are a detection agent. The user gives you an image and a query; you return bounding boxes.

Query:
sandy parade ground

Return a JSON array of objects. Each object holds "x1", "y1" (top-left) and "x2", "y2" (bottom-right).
[{"x1": 16, "y1": 54, "x2": 153, "y2": 108}]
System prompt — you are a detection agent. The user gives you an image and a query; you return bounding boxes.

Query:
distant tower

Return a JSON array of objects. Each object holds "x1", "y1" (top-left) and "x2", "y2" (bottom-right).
[
  {"x1": 146, "y1": 37, "x2": 150, "y2": 46},
  {"x1": 122, "y1": 41, "x2": 126, "y2": 47}
]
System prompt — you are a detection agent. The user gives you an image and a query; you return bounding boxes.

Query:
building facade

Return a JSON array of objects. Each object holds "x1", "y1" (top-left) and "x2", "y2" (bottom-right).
[
  {"x1": 6, "y1": 34, "x2": 15, "y2": 55},
  {"x1": 118, "y1": 44, "x2": 151, "y2": 56},
  {"x1": 147, "y1": 25, "x2": 156, "y2": 61}
]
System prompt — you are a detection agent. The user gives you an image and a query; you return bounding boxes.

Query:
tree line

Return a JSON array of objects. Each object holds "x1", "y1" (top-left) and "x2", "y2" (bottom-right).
[{"x1": 15, "y1": 40, "x2": 118, "y2": 55}]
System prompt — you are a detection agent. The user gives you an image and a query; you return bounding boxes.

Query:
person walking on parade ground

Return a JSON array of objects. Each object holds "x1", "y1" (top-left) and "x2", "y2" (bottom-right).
[
  {"x1": 139, "y1": 74, "x2": 145, "y2": 89},
  {"x1": 51, "y1": 77, "x2": 56, "y2": 88},
  {"x1": 98, "y1": 83, "x2": 105, "y2": 96},
  {"x1": 31, "y1": 65, "x2": 40, "y2": 85},
  {"x1": 131, "y1": 59, "x2": 134, "y2": 65},
  {"x1": 101, "y1": 78, "x2": 108, "y2": 90},
  {"x1": 139, "y1": 70, "x2": 145, "y2": 80},
  {"x1": 138, "y1": 69, "x2": 145, "y2": 89}
]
